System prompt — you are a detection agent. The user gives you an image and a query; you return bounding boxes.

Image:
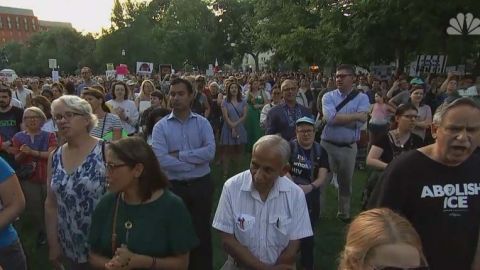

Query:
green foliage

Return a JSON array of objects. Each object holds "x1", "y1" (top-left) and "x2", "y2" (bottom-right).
[
  {"x1": 2, "y1": 0, "x2": 480, "y2": 75},
  {"x1": 2, "y1": 28, "x2": 96, "y2": 75}
]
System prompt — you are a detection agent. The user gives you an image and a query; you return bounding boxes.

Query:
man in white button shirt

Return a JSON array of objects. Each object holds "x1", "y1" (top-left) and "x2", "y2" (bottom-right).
[{"x1": 213, "y1": 135, "x2": 313, "y2": 270}]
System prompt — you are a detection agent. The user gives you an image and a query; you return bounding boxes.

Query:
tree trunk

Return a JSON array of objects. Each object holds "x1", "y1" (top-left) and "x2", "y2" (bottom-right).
[
  {"x1": 249, "y1": 52, "x2": 260, "y2": 72},
  {"x1": 395, "y1": 45, "x2": 406, "y2": 74}
]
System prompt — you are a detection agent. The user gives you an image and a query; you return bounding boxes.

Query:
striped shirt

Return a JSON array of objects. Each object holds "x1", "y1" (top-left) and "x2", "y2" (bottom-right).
[
  {"x1": 90, "y1": 113, "x2": 122, "y2": 140},
  {"x1": 212, "y1": 170, "x2": 313, "y2": 265}
]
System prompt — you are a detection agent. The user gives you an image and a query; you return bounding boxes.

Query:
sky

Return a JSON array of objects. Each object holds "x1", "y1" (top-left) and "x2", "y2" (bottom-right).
[{"x1": 0, "y1": 0, "x2": 146, "y2": 34}]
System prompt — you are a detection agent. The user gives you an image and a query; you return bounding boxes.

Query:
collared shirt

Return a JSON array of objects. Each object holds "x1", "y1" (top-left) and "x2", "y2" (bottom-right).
[
  {"x1": 12, "y1": 88, "x2": 33, "y2": 107},
  {"x1": 152, "y1": 111, "x2": 215, "y2": 180},
  {"x1": 321, "y1": 89, "x2": 370, "y2": 143},
  {"x1": 212, "y1": 170, "x2": 313, "y2": 265},
  {"x1": 266, "y1": 103, "x2": 312, "y2": 141}
]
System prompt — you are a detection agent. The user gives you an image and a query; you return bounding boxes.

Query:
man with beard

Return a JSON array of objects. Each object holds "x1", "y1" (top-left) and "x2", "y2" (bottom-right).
[
  {"x1": 0, "y1": 85, "x2": 23, "y2": 167},
  {"x1": 368, "y1": 98, "x2": 480, "y2": 270}
]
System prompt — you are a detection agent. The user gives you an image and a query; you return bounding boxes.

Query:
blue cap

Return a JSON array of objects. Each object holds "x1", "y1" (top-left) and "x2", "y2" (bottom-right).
[{"x1": 296, "y1": 116, "x2": 315, "y2": 126}]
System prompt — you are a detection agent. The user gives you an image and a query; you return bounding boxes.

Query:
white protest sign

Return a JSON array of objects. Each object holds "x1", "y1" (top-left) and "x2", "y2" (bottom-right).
[
  {"x1": 49, "y1": 59, "x2": 57, "y2": 69},
  {"x1": 106, "y1": 70, "x2": 116, "y2": 80},
  {"x1": 52, "y1": 70, "x2": 59, "y2": 82},
  {"x1": 413, "y1": 55, "x2": 448, "y2": 76},
  {"x1": 136, "y1": 62, "x2": 153, "y2": 75}
]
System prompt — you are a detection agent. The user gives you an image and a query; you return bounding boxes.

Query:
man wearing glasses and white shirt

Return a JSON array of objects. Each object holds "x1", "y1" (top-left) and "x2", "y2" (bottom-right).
[
  {"x1": 321, "y1": 64, "x2": 370, "y2": 222},
  {"x1": 213, "y1": 135, "x2": 312, "y2": 270}
]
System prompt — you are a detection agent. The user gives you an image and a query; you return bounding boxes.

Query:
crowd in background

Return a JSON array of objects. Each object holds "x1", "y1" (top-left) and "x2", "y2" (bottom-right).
[{"x1": 0, "y1": 65, "x2": 479, "y2": 270}]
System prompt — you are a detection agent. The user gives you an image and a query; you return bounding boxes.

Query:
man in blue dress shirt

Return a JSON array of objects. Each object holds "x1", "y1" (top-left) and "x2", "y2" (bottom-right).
[
  {"x1": 321, "y1": 64, "x2": 370, "y2": 222},
  {"x1": 152, "y1": 77, "x2": 216, "y2": 270}
]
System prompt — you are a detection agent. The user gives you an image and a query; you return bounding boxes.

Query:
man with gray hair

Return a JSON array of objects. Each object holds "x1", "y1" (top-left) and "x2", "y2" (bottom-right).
[
  {"x1": 212, "y1": 135, "x2": 313, "y2": 269},
  {"x1": 368, "y1": 97, "x2": 480, "y2": 270}
]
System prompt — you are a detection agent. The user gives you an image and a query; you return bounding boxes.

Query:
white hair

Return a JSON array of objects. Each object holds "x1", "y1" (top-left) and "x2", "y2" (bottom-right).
[
  {"x1": 51, "y1": 95, "x2": 98, "y2": 132},
  {"x1": 252, "y1": 135, "x2": 291, "y2": 165},
  {"x1": 24, "y1": 106, "x2": 47, "y2": 122},
  {"x1": 433, "y1": 97, "x2": 480, "y2": 125}
]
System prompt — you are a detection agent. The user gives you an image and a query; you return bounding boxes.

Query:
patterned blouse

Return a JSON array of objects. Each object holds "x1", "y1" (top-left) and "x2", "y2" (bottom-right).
[{"x1": 50, "y1": 141, "x2": 107, "y2": 263}]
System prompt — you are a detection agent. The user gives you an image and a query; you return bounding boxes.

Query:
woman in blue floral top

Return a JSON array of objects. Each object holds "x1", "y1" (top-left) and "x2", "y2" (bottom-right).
[{"x1": 45, "y1": 95, "x2": 107, "y2": 270}]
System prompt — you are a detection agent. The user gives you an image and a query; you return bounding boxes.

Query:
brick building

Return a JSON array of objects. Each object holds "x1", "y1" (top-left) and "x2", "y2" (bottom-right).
[
  {"x1": 0, "y1": 6, "x2": 39, "y2": 44},
  {"x1": 0, "y1": 6, "x2": 73, "y2": 45}
]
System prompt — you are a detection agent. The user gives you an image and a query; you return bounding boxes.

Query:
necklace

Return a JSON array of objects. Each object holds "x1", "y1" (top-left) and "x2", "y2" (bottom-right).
[{"x1": 390, "y1": 130, "x2": 409, "y2": 148}]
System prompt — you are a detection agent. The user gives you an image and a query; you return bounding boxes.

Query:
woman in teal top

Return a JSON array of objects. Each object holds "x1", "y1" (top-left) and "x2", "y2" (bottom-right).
[
  {"x1": 88, "y1": 137, "x2": 198, "y2": 270},
  {"x1": 245, "y1": 78, "x2": 268, "y2": 152},
  {"x1": 0, "y1": 156, "x2": 27, "y2": 270}
]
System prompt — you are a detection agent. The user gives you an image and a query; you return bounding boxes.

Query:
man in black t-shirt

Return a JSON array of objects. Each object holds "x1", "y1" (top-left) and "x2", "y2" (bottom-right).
[
  {"x1": 0, "y1": 86, "x2": 23, "y2": 168},
  {"x1": 368, "y1": 98, "x2": 480, "y2": 270}
]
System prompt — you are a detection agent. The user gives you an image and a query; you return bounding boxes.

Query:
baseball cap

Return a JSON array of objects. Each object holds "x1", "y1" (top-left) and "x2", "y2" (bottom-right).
[
  {"x1": 410, "y1": 78, "x2": 424, "y2": 85},
  {"x1": 295, "y1": 116, "x2": 315, "y2": 126}
]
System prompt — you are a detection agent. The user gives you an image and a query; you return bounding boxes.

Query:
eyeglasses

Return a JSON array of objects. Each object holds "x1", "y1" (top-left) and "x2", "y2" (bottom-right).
[
  {"x1": 24, "y1": 116, "x2": 41, "y2": 120},
  {"x1": 106, "y1": 162, "x2": 128, "y2": 172},
  {"x1": 297, "y1": 129, "x2": 314, "y2": 134},
  {"x1": 53, "y1": 111, "x2": 83, "y2": 122},
  {"x1": 401, "y1": 114, "x2": 418, "y2": 120},
  {"x1": 335, "y1": 74, "x2": 353, "y2": 79}
]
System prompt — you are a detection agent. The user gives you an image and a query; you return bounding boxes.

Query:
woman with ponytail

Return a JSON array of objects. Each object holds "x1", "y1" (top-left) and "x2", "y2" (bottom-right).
[{"x1": 82, "y1": 88, "x2": 123, "y2": 142}]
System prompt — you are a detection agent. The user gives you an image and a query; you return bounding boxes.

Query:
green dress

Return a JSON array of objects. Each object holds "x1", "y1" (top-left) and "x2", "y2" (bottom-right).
[
  {"x1": 88, "y1": 190, "x2": 198, "y2": 267},
  {"x1": 245, "y1": 91, "x2": 266, "y2": 152}
]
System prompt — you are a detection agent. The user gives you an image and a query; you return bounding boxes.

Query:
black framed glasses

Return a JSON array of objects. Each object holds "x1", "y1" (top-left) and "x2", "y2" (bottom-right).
[
  {"x1": 105, "y1": 163, "x2": 128, "y2": 172},
  {"x1": 53, "y1": 112, "x2": 83, "y2": 122}
]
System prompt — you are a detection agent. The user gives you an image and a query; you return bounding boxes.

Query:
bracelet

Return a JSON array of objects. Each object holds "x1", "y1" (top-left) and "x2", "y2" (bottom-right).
[{"x1": 150, "y1": 257, "x2": 156, "y2": 269}]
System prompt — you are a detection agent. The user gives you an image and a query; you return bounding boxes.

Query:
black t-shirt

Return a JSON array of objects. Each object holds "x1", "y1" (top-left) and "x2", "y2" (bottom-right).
[
  {"x1": 0, "y1": 106, "x2": 23, "y2": 142},
  {"x1": 289, "y1": 141, "x2": 329, "y2": 185},
  {"x1": 368, "y1": 150, "x2": 480, "y2": 270},
  {"x1": 372, "y1": 132, "x2": 424, "y2": 164}
]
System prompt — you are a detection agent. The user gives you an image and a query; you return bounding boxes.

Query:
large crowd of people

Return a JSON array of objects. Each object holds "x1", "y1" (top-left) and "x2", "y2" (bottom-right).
[{"x1": 0, "y1": 64, "x2": 479, "y2": 270}]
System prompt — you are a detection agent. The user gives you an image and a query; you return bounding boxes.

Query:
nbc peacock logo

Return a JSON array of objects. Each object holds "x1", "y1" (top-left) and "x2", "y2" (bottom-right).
[{"x1": 446, "y1": 13, "x2": 480, "y2": 35}]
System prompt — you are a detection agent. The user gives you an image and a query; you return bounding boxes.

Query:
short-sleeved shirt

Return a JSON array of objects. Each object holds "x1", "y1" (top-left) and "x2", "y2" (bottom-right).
[
  {"x1": 90, "y1": 113, "x2": 123, "y2": 140},
  {"x1": 368, "y1": 151, "x2": 480, "y2": 270},
  {"x1": 12, "y1": 130, "x2": 57, "y2": 183},
  {"x1": 372, "y1": 132, "x2": 424, "y2": 164},
  {"x1": 0, "y1": 157, "x2": 18, "y2": 248},
  {"x1": 289, "y1": 140, "x2": 329, "y2": 184},
  {"x1": 212, "y1": 170, "x2": 313, "y2": 265},
  {"x1": 89, "y1": 191, "x2": 198, "y2": 261},
  {"x1": 0, "y1": 106, "x2": 23, "y2": 142}
]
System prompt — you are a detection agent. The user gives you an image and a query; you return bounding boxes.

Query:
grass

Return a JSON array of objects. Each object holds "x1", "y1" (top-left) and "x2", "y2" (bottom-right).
[{"x1": 16, "y1": 154, "x2": 369, "y2": 270}]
